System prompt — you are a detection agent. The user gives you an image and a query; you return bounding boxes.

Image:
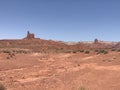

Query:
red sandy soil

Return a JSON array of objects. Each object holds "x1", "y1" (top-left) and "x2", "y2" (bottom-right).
[{"x1": 0, "y1": 52, "x2": 120, "y2": 90}]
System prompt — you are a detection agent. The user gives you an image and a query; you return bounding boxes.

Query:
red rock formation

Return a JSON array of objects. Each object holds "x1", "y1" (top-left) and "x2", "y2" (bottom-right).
[
  {"x1": 94, "y1": 38, "x2": 99, "y2": 44},
  {"x1": 25, "y1": 31, "x2": 35, "y2": 39}
]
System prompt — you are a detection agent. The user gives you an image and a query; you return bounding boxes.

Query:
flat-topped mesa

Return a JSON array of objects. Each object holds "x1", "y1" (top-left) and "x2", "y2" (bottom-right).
[{"x1": 24, "y1": 31, "x2": 35, "y2": 40}]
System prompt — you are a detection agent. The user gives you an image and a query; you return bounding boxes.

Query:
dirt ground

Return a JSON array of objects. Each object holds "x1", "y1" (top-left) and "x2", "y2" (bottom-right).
[{"x1": 0, "y1": 52, "x2": 120, "y2": 90}]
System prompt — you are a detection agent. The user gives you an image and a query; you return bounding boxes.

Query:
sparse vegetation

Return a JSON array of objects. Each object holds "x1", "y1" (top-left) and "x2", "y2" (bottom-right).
[
  {"x1": 2, "y1": 50, "x2": 10, "y2": 54},
  {"x1": 94, "y1": 49, "x2": 99, "y2": 52},
  {"x1": 84, "y1": 50, "x2": 90, "y2": 54},
  {"x1": 117, "y1": 49, "x2": 120, "y2": 52},
  {"x1": 6, "y1": 56, "x2": 10, "y2": 59},
  {"x1": 79, "y1": 50, "x2": 84, "y2": 53},
  {"x1": 0, "y1": 83, "x2": 6, "y2": 90},
  {"x1": 95, "y1": 49, "x2": 108, "y2": 54},
  {"x1": 78, "y1": 86, "x2": 86, "y2": 90},
  {"x1": 102, "y1": 59, "x2": 112, "y2": 62},
  {"x1": 111, "y1": 49, "x2": 116, "y2": 51},
  {"x1": 0, "y1": 49, "x2": 32, "y2": 55},
  {"x1": 64, "y1": 50, "x2": 73, "y2": 53},
  {"x1": 103, "y1": 50, "x2": 108, "y2": 54},
  {"x1": 73, "y1": 50, "x2": 78, "y2": 53}
]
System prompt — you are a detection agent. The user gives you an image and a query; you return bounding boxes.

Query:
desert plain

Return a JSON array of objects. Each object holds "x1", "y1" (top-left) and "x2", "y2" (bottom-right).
[{"x1": 0, "y1": 50, "x2": 120, "y2": 90}]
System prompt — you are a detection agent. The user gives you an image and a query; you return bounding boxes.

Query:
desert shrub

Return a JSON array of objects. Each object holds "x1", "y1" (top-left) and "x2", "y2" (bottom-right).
[
  {"x1": 117, "y1": 49, "x2": 120, "y2": 52},
  {"x1": 95, "y1": 49, "x2": 108, "y2": 54},
  {"x1": 102, "y1": 59, "x2": 111, "y2": 62},
  {"x1": 84, "y1": 50, "x2": 90, "y2": 54},
  {"x1": 12, "y1": 53, "x2": 15, "y2": 56},
  {"x1": 94, "y1": 49, "x2": 99, "y2": 52},
  {"x1": 14, "y1": 50, "x2": 28, "y2": 54},
  {"x1": 96, "y1": 52, "x2": 100, "y2": 54},
  {"x1": 99, "y1": 50, "x2": 105, "y2": 53},
  {"x1": 78, "y1": 86, "x2": 86, "y2": 90},
  {"x1": 2, "y1": 50, "x2": 10, "y2": 54},
  {"x1": 100, "y1": 50, "x2": 108, "y2": 54},
  {"x1": 73, "y1": 51, "x2": 77, "y2": 53},
  {"x1": 10, "y1": 55, "x2": 13, "y2": 58},
  {"x1": 79, "y1": 50, "x2": 84, "y2": 52},
  {"x1": 6, "y1": 56, "x2": 10, "y2": 59},
  {"x1": 64, "y1": 50, "x2": 73, "y2": 53},
  {"x1": 60, "y1": 48, "x2": 63, "y2": 50},
  {"x1": 103, "y1": 51, "x2": 108, "y2": 54},
  {"x1": 111, "y1": 49, "x2": 116, "y2": 51},
  {"x1": 0, "y1": 83, "x2": 6, "y2": 90},
  {"x1": 73, "y1": 50, "x2": 77, "y2": 53},
  {"x1": 7, "y1": 52, "x2": 15, "y2": 59}
]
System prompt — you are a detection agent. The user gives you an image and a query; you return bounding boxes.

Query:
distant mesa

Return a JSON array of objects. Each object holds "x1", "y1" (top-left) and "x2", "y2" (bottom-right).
[
  {"x1": 94, "y1": 38, "x2": 99, "y2": 44},
  {"x1": 24, "y1": 31, "x2": 35, "y2": 40},
  {"x1": 23, "y1": 31, "x2": 40, "y2": 40}
]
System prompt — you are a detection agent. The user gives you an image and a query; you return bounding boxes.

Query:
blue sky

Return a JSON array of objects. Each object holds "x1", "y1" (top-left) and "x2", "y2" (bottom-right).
[{"x1": 0, "y1": 0, "x2": 120, "y2": 41}]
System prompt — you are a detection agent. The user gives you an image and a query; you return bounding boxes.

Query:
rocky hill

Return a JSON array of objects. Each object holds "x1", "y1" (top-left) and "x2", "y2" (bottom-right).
[{"x1": 0, "y1": 32, "x2": 119, "y2": 53}]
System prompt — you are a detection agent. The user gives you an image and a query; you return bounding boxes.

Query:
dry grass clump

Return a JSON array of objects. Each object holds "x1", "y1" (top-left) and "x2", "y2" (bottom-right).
[
  {"x1": 84, "y1": 50, "x2": 90, "y2": 54},
  {"x1": 0, "y1": 83, "x2": 6, "y2": 90},
  {"x1": 95, "y1": 49, "x2": 108, "y2": 54},
  {"x1": 78, "y1": 86, "x2": 86, "y2": 90}
]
